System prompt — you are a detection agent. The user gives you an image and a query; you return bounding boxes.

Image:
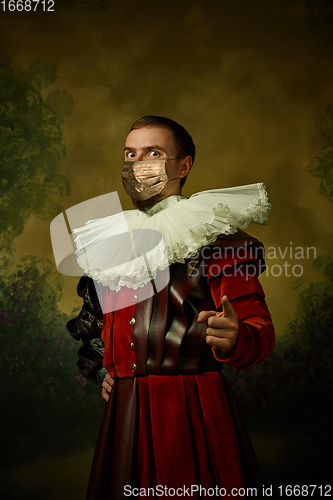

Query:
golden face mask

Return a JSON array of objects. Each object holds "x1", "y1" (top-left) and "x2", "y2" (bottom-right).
[{"x1": 122, "y1": 159, "x2": 179, "y2": 201}]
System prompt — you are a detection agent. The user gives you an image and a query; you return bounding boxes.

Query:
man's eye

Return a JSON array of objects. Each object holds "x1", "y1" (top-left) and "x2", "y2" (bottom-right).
[
  {"x1": 148, "y1": 151, "x2": 159, "y2": 157},
  {"x1": 127, "y1": 152, "x2": 136, "y2": 158}
]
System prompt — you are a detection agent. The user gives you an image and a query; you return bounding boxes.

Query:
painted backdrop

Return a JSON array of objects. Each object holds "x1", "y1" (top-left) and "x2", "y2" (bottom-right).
[{"x1": 0, "y1": 1, "x2": 332, "y2": 499}]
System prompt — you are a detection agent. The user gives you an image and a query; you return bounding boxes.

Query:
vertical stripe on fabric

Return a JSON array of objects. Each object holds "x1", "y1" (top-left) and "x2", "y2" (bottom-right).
[
  {"x1": 183, "y1": 375, "x2": 217, "y2": 490},
  {"x1": 145, "y1": 376, "x2": 198, "y2": 493},
  {"x1": 195, "y1": 373, "x2": 244, "y2": 492},
  {"x1": 137, "y1": 377, "x2": 157, "y2": 491}
]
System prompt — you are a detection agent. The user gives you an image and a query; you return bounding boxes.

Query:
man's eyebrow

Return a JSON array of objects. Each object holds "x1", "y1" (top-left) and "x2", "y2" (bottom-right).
[{"x1": 123, "y1": 145, "x2": 167, "y2": 153}]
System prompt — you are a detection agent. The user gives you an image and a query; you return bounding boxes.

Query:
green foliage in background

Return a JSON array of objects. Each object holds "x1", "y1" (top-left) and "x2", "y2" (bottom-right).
[
  {"x1": 0, "y1": 256, "x2": 104, "y2": 465},
  {"x1": 0, "y1": 57, "x2": 72, "y2": 258},
  {"x1": 309, "y1": 102, "x2": 333, "y2": 203}
]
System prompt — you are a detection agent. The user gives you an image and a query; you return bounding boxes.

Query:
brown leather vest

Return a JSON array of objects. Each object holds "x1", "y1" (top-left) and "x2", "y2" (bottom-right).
[{"x1": 130, "y1": 257, "x2": 223, "y2": 377}]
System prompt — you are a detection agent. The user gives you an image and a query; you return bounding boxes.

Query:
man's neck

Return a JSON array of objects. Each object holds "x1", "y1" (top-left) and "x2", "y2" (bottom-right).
[{"x1": 132, "y1": 192, "x2": 182, "y2": 212}]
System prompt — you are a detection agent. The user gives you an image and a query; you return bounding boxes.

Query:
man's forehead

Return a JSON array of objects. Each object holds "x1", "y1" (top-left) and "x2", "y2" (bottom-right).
[{"x1": 124, "y1": 126, "x2": 174, "y2": 148}]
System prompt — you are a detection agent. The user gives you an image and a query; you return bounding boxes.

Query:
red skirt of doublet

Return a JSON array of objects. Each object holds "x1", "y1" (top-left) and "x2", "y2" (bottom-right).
[{"x1": 86, "y1": 372, "x2": 263, "y2": 500}]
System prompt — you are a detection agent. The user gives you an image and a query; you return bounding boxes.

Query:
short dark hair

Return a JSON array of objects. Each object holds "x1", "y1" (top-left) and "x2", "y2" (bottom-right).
[{"x1": 130, "y1": 115, "x2": 195, "y2": 188}]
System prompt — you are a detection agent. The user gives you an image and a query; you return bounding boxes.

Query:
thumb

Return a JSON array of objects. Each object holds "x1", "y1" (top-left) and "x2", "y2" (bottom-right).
[
  {"x1": 222, "y1": 295, "x2": 235, "y2": 317},
  {"x1": 197, "y1": 310, "x2": 217, "y2": 323}
]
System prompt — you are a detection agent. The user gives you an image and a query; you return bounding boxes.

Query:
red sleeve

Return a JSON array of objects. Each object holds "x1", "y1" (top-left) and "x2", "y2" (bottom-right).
[{"x1": 206, "y1": 246, "x2": 275, "y2": 370}]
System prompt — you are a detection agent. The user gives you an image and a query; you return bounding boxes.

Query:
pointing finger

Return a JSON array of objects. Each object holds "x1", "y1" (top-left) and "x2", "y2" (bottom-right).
[{"x1": 221, "y1": 295, "x2": 236, "y2": 318}]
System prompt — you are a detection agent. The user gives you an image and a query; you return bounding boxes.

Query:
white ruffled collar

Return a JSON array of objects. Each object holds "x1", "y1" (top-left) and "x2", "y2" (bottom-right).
[{"x1": 73, "y1": 184, "x2": 270, "y2": 290}]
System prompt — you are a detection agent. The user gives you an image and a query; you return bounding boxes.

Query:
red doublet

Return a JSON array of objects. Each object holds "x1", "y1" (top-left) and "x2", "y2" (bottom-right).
[{"x1": 87, "y1": 236, "x2": 275, "y2": 500}]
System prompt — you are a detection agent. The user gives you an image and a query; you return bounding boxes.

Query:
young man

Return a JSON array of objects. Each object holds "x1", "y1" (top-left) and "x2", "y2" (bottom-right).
[{"x1": 68, "y1": 116, "x2": 275, "y2": 499}]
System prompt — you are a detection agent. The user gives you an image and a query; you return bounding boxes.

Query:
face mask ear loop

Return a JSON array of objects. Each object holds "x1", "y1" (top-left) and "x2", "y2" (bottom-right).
[{"x1": 165, "y1": 157, "x2": 185, "y2": 183}]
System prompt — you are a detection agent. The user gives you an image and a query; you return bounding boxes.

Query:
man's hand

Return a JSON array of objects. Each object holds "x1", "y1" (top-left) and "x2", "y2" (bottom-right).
[
  {"x1": 101, "y1": 373, "x2": 115, "y2": 402},
  {"x1": 197, "y1": 295, "x2": 239, "y2": 355}
]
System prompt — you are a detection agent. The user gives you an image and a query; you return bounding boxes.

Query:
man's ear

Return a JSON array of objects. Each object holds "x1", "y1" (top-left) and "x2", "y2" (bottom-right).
[{"x1": 179, "y1": 155, "x2": 192, "y2": 179}]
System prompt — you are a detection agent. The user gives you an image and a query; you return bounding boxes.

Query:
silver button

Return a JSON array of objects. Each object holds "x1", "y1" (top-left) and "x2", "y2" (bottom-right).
[
  {"x1": 133, "y1": 295, "x2": 138, "y2": 303},
  {"x1": 129, "y1": 317, "x2": 136, "y2": 326},
  {"x1": 130, "y1": 363, "x2": 137, "y2": 373},
  {"x1": 129, "y1": 342, "x2": 135, "y2": 351}
]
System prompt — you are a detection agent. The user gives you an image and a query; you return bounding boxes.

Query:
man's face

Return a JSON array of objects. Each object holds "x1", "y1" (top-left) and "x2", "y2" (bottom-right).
[{"x1": 123, "y1": 126, "x2": 186, "y2": 210}]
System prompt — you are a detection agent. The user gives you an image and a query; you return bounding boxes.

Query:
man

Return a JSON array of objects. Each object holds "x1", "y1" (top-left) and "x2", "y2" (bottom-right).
[{"x1": 68, "y1": 116, "x2": 275, "y2": 499}]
